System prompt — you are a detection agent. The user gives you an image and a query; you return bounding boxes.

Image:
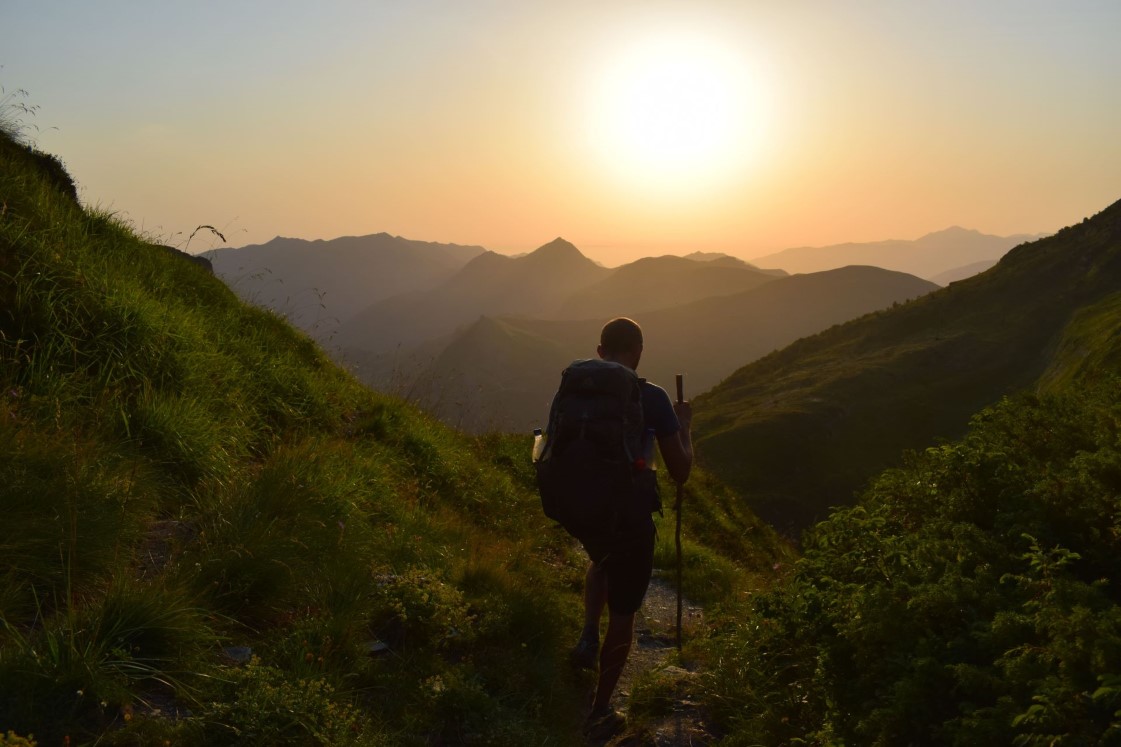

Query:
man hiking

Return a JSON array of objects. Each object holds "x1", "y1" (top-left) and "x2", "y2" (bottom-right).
[{"x1": 555, "y1": 317, "x2": 694, "y2": 739}]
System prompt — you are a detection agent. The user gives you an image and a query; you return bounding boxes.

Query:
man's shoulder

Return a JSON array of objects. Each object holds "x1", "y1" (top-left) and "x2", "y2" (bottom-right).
[{"x1": 640, "y1": 380, "x2": 671, "y2": 399}]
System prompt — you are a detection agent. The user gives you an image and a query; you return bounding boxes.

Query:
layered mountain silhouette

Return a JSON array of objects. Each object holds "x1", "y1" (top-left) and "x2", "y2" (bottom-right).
[
  {"x1": 402, "y1": 266, "x2": 938, "y2": 432},
  {"x1": 553, "y1": 254, "x2": 781, "y2": 319},
  {"x1": 697, "y1": 200, "x2": 1121, "y2": 534},
  {"x1": 207, "y1": 222, "x2": 1101, "y2": 532},
  {"x1": 751, "y1": 226, "x2": 1041, "y2": 280},
  {"x1": 205, "y1": 233, "x2": 484, "y2": 340},
  {"x1": 333, "y1": 238, "x2": 611, "y2": 353},
  {"x1": 683, "y1": 251, "x2": 787, "y2": 274}
]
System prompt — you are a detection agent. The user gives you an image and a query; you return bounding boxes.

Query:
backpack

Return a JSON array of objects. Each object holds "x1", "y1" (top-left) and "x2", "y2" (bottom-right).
[{"x1": 535, "y1": 359, "x2": 654, "y2": 540}]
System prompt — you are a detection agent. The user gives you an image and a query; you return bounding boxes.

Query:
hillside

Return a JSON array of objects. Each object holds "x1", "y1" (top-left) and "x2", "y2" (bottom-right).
[
  {"x1": 751, "y1": 226, "x2": 1038, "y2": 280},
  {"x1": 699, "y1": 378, "x2": 1121, "y2": 744},
  {"x1": 205, "y1": 233, "x2": 484, "y2": 341},
  {"x1": 407, "y1": 266, "x2": 938, "y2": 432},
  {"x1": 0, "y1": 130, "x2": 791, "y2": 743},
  {"x1": 696, "y1": 199, "x2": 1121, "y2": 533}
]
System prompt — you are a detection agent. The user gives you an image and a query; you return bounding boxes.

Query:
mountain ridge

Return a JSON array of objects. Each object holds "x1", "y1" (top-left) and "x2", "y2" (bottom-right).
[
  {"x1": 333, "y1": 237, "x2": 612, "y2": 353},
  {"x1": 405, "y1": 265, "x2": 939, "y2": 432},
  {"x1": 205, "y1": 232, "x2": 485, "y2": 340},
  {"x1": 751, "y1": 226, "x2": 1043, "y2": 280},
  {"x1": 697, "y1": 198, "x2": 1121, "y2": 533}
]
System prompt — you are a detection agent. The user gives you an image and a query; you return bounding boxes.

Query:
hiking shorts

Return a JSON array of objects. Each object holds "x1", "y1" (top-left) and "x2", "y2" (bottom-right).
[{"x1": 580, "y1": 518, "x2": 656, "y2": 616}]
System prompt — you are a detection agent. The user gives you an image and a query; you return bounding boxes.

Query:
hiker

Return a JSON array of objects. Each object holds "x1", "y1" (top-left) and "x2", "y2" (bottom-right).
[{"x1": 544, "y1": 317, "x2": 693, "y2": 737}]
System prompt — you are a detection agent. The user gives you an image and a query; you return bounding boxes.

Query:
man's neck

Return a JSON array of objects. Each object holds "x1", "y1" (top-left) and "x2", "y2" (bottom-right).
[{"x1": 602, "y1": 353, "x2": 640, "y2": 371}]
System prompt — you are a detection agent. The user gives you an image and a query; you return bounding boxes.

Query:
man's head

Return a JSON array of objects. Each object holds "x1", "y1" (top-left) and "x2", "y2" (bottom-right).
[{"x1": 598, "y1": 317, "x2": 643, "y2": 370}]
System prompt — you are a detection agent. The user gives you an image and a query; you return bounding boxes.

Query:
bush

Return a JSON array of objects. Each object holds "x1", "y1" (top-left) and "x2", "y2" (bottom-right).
[{"x1": 701, "y1": 381, "x2": 1121, "y2": 744}]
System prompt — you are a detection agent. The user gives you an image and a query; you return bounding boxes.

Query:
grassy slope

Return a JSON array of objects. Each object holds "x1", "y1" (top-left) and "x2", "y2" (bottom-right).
[
  {"x1": 0, "y1": 131, "x2": 789, "y2": 743},
  {"x1": 695, "y1": 199, "x2": 1121, "y2": 533}
]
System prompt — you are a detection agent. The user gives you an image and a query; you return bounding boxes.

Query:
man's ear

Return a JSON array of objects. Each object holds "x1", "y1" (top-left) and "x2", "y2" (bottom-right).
[{"x1": 596, "y1": 344, "x2": 606, "y2": 359}]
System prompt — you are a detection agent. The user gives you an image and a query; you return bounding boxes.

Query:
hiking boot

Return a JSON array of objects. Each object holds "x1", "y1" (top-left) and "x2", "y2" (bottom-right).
[
  {"x1": 569, "y1": 637, "x2": 599, "y2": 670},
  {"x1": 583, "y1": 706, "x2": 626, "y2": 741}
]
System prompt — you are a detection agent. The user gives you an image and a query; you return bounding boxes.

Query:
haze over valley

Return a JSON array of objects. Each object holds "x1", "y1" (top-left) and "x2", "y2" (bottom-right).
[
  {"x1": 207, "y1": 226, "x2": 1025, "y2": 431},
  {"x1": 208, "y1": 199, "x2": 1121, "y2": 536}
]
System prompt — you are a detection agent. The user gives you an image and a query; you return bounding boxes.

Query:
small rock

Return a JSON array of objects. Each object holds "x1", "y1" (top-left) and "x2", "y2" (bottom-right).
[
  {"x1": 222, "y1": 646, "x2": 253, "y2": 664},
  {"x1": 659, "y1": 665, "x2": 696, "y2": 680},
  {"x1": 364, "y1": 640, "x2": 390, "y2": 655}
]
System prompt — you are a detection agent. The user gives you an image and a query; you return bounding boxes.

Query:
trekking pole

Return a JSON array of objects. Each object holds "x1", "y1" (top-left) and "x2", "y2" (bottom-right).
[{"x1": 674, "y1": 373, "x2": 685, "y2": 652}]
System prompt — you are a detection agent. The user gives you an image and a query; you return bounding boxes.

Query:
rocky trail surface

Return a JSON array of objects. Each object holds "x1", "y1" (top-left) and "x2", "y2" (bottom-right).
[{"x1": 591, "y1": 572, "x2": 716, "y2": 746}]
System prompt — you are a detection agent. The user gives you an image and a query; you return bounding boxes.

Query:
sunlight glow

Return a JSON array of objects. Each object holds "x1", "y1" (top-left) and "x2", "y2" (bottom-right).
[{"x1": 588, "y1": 35, "x2": 766, "y2": 193}]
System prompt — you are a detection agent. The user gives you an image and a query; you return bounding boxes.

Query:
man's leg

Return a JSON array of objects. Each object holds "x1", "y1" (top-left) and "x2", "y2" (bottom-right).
[
  {"x1": 592, "y1": 610, "x2": 635, "y2": 712},
  {"x1": 571, "y1": 561, "x2": 607, "y2": 669},
  {"x1": 582, "y1": 562, "x2": 607, "y2": 640}
]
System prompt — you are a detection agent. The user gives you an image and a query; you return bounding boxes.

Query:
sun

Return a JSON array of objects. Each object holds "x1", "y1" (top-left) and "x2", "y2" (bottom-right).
[{"x1": 588, "y1": 35, "x2": 764, "y2": 191}]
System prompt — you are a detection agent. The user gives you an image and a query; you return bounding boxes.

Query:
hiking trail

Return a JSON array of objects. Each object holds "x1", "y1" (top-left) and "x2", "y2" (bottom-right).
[{"x1": 595, "y1": 572, "x2": 715, "y2": 746}]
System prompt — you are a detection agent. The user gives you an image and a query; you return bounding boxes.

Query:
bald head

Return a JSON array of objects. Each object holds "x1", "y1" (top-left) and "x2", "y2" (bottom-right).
[
  {"x1": 598, "y1": 317, "x2": 643, "y2": 370},
  {"x1": 600, "y1": 317, "x2": 643, "y2": 356}
]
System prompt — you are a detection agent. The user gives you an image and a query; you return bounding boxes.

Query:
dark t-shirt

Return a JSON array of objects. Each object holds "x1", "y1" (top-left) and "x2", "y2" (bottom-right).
[{"x1": 641, "y1": 381, "x2": 680, "y2": 439}]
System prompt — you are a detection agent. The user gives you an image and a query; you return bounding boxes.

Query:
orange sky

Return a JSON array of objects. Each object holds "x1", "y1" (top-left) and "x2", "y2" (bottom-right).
[{"x1": 3, "y1": 2, "x2": 1119, "y2": 266}]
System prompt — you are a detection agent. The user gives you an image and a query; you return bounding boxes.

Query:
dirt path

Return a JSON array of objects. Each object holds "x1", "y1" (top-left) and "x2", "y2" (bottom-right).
[{"x1": 598, "y1": 572, "x2": 715, "y2": 747}]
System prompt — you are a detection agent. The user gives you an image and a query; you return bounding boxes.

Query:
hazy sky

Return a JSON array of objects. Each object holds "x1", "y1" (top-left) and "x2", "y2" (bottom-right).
[{"x1": 3, "y1": 1, "x2": 1119, "y2": 265}]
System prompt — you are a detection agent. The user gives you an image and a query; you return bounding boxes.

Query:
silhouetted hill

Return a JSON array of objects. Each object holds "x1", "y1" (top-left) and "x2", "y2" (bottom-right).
[
  {"x1": 554, "y1": 254, "x2": 778, "y2": 319},
  {"x1": 205, "y1": 233, "x2": 484, "y2": 340},
  {"x1": 751, "y1": 226, "x2": 1040, "y2": 279},
  {"x1": 333, "y1": 237, "x2": 611, "y2": 353},
  {"x1": 697, "y1": 200, "x2": 1121, "y2": 534},
  {"x1": 407, "y1": 266, "x2": 938, "y2": 432}
]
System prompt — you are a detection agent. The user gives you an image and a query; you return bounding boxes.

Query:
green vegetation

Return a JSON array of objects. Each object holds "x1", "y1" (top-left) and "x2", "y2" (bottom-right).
[
  {"x1": 0, "y1": 121, "x2": 788, "y2": 742},
  {"x1": 681, "y1": 199, "x2": 1121, "y2": 743},
  {"x1": 15, "y1": 88, "x2": 1121, "y2": 744},
  {"x1": 697, "y1": 380, "x2": 1121, "y2": 744},
  {"x1": 695, "y1": 199, "x2": 1121, "y2": 532}
]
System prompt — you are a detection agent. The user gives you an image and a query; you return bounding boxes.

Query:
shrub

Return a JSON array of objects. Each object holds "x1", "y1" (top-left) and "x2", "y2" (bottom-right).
[{"x1": 700, "y1": 381, "x2": 1121, "y2": 744}]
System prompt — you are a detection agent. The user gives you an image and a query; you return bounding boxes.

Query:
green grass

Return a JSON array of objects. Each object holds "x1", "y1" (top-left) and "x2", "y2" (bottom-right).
[
  {"x1": 0, "y1": 124, "x2": 790, "y2": 743},
  {"x1": 0, "y1": 127, "x2": 588, "y2": 742}
]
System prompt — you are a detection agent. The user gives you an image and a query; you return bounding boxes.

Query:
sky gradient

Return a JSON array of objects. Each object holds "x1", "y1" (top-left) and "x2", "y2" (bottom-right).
[{"x1": 3, "y1": 1, "x2": 1120, "y2": 265}]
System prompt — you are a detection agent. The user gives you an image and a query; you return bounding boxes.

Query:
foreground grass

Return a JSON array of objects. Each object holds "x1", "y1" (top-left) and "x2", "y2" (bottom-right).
[
  {"x1": 0, "y1": 128, "x2": 595, "y2": 744},
  {"x1": 0, "y1": 126, "x2": 792, "y2": 743}
]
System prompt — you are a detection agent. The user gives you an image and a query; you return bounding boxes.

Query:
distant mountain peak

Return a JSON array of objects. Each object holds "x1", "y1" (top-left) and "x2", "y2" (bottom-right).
[
  {"x1": 919, "y1": 226, "x2": 984, "y2": 240},
  {"x1": 523, "y1": 237, "x2": 595, "y2": 267},
  {"x1": 684, "y1": 250, "x2": 739, "y2": 263},
  {"x1": 530, "y1": 237, "x2": 581, "y2": 256}
]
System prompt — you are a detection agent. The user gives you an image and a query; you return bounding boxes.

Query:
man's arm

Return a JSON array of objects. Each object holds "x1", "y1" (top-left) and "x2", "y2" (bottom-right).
[{"x1": 658, "y1": 400, "x2": 693, "y2": 485}]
